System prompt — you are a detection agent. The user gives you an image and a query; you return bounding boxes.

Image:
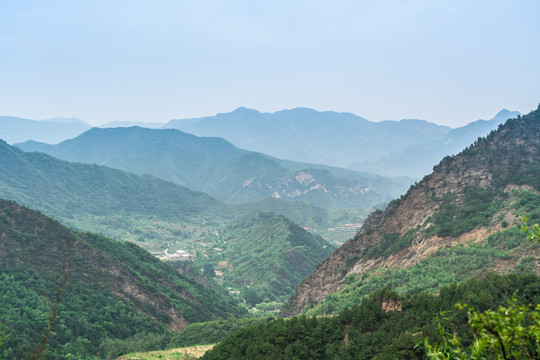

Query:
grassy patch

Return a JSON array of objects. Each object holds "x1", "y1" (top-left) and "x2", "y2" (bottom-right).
[{"x1": 122, "y1": 345, "x2": 214, "y2": 359}]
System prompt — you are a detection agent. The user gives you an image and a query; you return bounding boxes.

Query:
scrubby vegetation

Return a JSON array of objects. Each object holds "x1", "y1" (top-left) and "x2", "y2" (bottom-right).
[
  {"x1": 311, "y1": 232, "x2": 537, "y2": 316},
  {"x1": 203, "y1": 274, "x2": 540, "y2": 360}
]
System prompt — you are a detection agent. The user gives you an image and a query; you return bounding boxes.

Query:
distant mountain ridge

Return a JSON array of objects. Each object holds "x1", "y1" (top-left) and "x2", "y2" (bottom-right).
[
  {"x1": 282, "y1": 107, "x2": 540, "y2": 316},
  {"x1": 3, "y1": 106, "x2": 518, "y2": 180},
  {"x1": 352, "y1": 109, "x2": 522, "y2": 177},
  {"x1": 0, "y1": 138, "x2": 226, "y2": 221},
  {"x1": 164, "y1": 107, "x2": 452, "y2": 168},
  {"x1": 0, "y1": 116, "x2": 91, "y2": 144},
  {"x1": 99, "y1": 120, "x2": 165, "y2": 128},
  {"x1": 17, "y1": 126, "x2": 412, "y2": 210}
]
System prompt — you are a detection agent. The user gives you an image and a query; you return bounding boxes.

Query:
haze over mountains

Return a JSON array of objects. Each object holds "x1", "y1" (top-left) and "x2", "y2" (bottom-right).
[
  {"x1": 17, "y1": 127, "x2": 411, "y2": 210},
  {"x1": 164, "y1": 107, "x2": 519, "y2": 178},
  {"x1": 2, "y1": 106, "x2": 519, "y2": 181},
  {"x1": 165, "y1": 107, "x2": 451, "y2": 169},
  {"x1": 1, "y1": 138, "x2": 353, "y2": 244},
  {"x1": 352, "y1": 109, "x2": 521, "y2": 177},
  {"x1": 0, "y1": 116, "x2": 91, "y2": 144}
]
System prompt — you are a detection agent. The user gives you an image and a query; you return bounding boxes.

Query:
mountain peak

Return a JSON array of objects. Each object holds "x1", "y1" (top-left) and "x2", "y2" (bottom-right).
[{"x1": 229, "y1": 107, "x2": 260, "y2": 115}]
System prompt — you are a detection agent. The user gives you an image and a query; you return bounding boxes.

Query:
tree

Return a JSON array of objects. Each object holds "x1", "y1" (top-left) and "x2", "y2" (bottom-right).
[
  {"x1": 425, "y1": 301, "x2": 540, "y2": 359},
  {"x1": 425, "y1": 219, "x2": 540, "y2": 359},
  {"x1": 521, "y1": 217, "x2": 540, "y2": 243},
  {"x1": 244, "y1": 287, "x2": 259, "y2": 307}
]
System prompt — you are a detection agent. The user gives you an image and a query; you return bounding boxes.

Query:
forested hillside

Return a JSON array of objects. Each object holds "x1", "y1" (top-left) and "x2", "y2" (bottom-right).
[
  {"x1": 0, "y1": 199, "x2": 245, "y2": 359},
  {"x1": 0, "y1": 138, "x2": 225, "y2": 220},
  {"x1": 17, "y1": 126, "x2": 411, "y2": 210},
  {"x1": 283, "y1": 106, "x2": 540, "y2": 316},
  {"x1": 0, "y1": 139, "x2": 347, "y2": 250},
  {"x1": 203, "y1": 274, "x2": 540, "y2": 359},
  {"x1": 195, "y1": 212, "x2": 335, "y2": 307}
]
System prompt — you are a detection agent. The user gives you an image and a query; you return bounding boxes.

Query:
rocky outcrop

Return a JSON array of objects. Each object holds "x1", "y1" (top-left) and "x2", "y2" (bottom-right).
[{"x1": 281, "y1": 107, "x2": 540, "y2": 316}]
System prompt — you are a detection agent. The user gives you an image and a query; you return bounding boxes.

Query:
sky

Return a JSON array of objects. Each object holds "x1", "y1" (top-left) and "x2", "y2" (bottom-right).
[{"x1": 1, "y1": 0, "x2": 539, "y2": 127}]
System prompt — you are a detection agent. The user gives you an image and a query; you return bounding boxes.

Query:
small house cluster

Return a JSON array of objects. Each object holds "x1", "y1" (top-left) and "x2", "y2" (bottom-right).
[{"x1": 167, "y1": 249, "x2": 193, "y2": 260}]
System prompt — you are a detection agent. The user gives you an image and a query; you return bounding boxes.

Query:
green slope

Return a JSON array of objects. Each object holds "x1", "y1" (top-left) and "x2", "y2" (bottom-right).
[
  {"x1": 0, "y1": 138, "x2": 226, "y2": 220},
  {"x1": 199, "y1": 212, "x2": 335, "y2": 304},
  {"x1": 0, "y1": 199, "x2": 245, "y2": 359},
  {"x1": 0, "y1": 139, "x2": 341, "y2": 250}
]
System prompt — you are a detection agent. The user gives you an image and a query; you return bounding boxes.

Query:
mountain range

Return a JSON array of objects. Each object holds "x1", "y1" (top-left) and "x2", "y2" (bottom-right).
[
  {"x1": 282, "y1": 106, "x2": 540, "y2": 316},
  {"x1": 2, "y1": 104, "x2": 537, "y2": 359},
  {"x1": 164, "y1": 107, "x2": 519, "y2": 178},
  {"x1": 164, "y1": 107, "x2": 452, "y2": 169},
  {"x1": 1, "y1": 138, "x2": 349, "y2": 247},
  {"x1": 17, "y1": 126, "x2": 412, "y2": 210},
  {"x1": 351, "y1": 109, "x2": 521, "y2": 177},
  {"x1": 2, "y1": 107, "x2": 519, "y2": 182},
  {"x1": 0, "y1": 116, "x2": 91, "y2": 144}
]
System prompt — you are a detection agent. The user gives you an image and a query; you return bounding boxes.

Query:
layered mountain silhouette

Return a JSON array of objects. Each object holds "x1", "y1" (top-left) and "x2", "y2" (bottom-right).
[
  {"x1": 352, "y1": 109, "x2": 521, "y2": 177},
  {"x1": 17, "y1": 127, "x2": 412, "y2": 210},
  {"x1": 0, "y1": 116, "x2": 90, "y2": 144},
  {"x1": 164, "y1": 107, "x2": 452, "y2": 169}
]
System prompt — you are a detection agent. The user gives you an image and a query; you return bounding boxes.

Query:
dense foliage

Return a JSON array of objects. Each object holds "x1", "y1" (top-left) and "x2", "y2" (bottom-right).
[
  {"x1": 0, "y1": 199, "x2": 244, "y2": 359},
  {"x1": 167, "y1": 318, "x2": 272, "y2": 348},
  {"x1": 426, "y1": 299, "x2": 540, "y2": 359},
  {"x1": 196, "y1": 212, "x2": 335, "y2": 304},
  {"x1": 425, "y1": 218, "x2": 540, "y2": 359},
  {"x1": 425, "y1": 186, "x2": 506, "y2": 238},
  {"x1": 203, "y1": 274, "x2": 540, "y2": 360}
]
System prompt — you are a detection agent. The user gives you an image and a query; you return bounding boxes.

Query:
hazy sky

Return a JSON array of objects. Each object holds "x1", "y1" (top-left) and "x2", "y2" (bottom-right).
[{"x1": 1, "y1": 0, "x2": 539, "y2": 127}]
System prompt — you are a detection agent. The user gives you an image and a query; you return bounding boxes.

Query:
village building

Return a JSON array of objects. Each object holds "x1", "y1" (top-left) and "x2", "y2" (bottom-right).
[{"x1": 174, "y1": 249, "x2": 192, "y2": 260}]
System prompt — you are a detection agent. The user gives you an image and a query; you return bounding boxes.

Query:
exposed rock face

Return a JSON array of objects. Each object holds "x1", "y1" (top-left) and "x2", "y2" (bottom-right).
[
  {"x1": 281, "y1": 108, "x2": 540, "y2": 317},
  {"x1": 381, "y1": 299, "x2": 402, "y2": 312}
]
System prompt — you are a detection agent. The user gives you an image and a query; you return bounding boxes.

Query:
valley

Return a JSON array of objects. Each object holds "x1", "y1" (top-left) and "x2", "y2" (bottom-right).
[
  {"x1": 2, "y1": 2, "x2": 539, "y2": 359},
  {"x1": 0, "y1": 106, "x2": 539, "y2": 359}
]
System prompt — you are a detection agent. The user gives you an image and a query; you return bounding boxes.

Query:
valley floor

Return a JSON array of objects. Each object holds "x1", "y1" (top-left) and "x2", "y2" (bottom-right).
[{"x1": 120, "y1": 345, "x2": 214, "y2": 360}]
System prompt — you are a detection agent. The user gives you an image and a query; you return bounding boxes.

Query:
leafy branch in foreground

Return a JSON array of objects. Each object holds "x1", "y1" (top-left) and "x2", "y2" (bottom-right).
[
  {"x1": 425, "y1": 218, "x2": 540, "y2": 359},
  {"x1": 521, "y1": 217, "x2": 540, "y2": 243},
  {"x1": 425, "y1": 300, "x2": 540, "y2": 359}
]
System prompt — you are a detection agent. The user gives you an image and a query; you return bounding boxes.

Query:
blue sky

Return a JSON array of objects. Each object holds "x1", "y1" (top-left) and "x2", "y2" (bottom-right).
[{"x1": 1, "y1": 0, "x2": 539, "y2": 127}]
